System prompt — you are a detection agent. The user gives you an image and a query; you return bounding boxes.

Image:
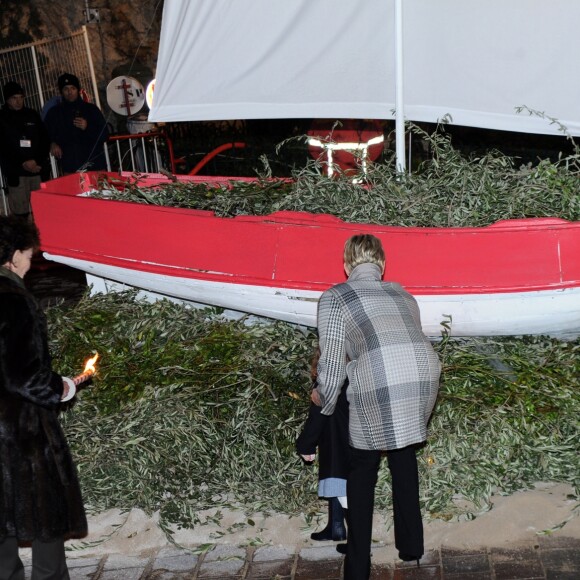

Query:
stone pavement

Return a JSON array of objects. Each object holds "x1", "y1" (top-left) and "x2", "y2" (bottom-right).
[{"x1": 17, "y1": 536, "x2": 580, "y2": 579}]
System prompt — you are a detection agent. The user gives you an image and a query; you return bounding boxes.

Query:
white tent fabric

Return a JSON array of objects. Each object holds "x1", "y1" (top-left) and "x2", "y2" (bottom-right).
[{"x1": 149, "y1": 0, "x2": 580, "y2": 136}]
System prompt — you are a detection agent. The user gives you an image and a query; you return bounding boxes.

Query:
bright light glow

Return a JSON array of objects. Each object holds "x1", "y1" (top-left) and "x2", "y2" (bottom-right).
[
  {"x1": 307, "y1": 135, "x2": 385, "y2": 177},
  {"x1": 146, "y1": 79, "x2": 156, "y2": 109},
  {"x1": 307, "y1": 135, "x2": 384, "y2": 151},
  {"x1": 83, "y1": 352, "x2": 99, "y2": 374}
]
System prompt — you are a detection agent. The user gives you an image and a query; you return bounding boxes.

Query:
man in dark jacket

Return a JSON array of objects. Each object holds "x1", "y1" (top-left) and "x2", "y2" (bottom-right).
[
  {"x1": 44, "y1": 73, "x2": 109, "y2": 174},
  {"x1": 0, "y1": 81, "x2": 50, "y2": 219},
  {"x1": 0, "y1": 216, "x2": 87, "y2": 578}
]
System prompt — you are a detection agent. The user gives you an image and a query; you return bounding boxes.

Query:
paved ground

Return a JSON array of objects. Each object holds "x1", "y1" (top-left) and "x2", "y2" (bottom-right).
[
  {"x1": 24, "y1": 261, "x2": 580, "y2": 579},
  {"x1": 17, "y1": 536, "x2": 580, "y2": 579}
]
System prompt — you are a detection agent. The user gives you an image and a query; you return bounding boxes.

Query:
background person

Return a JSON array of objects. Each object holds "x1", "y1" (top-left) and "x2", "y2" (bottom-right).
[
  {"x1": 316, "y1": 234, "x2": 440, "y2": 579},
  {"x1": 0, "y1": 81, "x2": 50, "y2": 220},
  {"x1": 0, "y1": 216, "x2": 87, "y2": 579},
  {"x1": 44, "y1": 73, "x2": 109, "y2": 174},
  {"x1": 297, "y1": 349, "x2": 349, "y2": 544}
]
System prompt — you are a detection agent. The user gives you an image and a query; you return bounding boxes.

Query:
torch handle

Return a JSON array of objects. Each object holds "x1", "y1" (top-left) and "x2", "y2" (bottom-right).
[{"x1": 72, "y1": 371, "x2": 93, "y2": 386}]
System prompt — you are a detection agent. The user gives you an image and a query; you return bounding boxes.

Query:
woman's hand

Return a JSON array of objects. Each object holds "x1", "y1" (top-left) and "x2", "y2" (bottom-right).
[
  {"x1": 300, "y1": 453, "x2": 316, "y2": 462},
  {"x1": 311, "y1": 387, "x2": 322, "y2": 406}
]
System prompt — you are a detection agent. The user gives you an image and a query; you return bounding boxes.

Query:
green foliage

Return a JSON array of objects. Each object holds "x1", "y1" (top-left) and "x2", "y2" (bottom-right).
[
  {"x1": 50, "y1": 292, "x2": 318, "y2": 527},
  {"x1": 48, "y1": 293, "x2": 579, "y2": 531},
  {"x1": 408, "y1": 336, "x2": 580, "y2": 521},
  {"x1": 91, "y1": 124, "x2": 580, "y2": 227}
]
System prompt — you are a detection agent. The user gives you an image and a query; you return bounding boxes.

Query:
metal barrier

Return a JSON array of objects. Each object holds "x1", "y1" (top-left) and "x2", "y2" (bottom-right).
[
  {"x1": 188, "y1": 142, "x2": 246, "y2": 176},
  {"x1": 105, "y1": 131, "x2": 176, "y2": 175},
  {"x1": 0, "y1": 27, "x2": 100, "y2": 113},
  {"x1": 0, "y1": 131, "x2": 177, "y2": 217}
]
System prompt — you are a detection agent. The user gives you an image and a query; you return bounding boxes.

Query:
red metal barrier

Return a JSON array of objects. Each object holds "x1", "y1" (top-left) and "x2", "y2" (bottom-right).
[{"x1": 188, "y1": 142, "x2": 246, "y2": 175}]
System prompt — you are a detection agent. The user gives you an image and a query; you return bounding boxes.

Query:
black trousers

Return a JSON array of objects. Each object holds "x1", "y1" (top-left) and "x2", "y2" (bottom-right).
[
  {"x1": 344, "y1": 445, "x2": 423, "y2": 580},
  {"x1": 0, "y1": 536, "x2": 69, "y2": 580}
]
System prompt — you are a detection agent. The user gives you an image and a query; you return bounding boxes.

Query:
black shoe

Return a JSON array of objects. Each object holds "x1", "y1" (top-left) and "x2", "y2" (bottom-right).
[
  {"x1": 399, "y1": 552, "x2": 421, "y2": 567},
  {"x1": 310, "y1": 498, "x2": 347, "y2": 541},
  {"x1": 336, "y1": 543, "x2": 347, "y2": 554},
  {"x1": 310, "y1": 526, "x2": 334, "y2": 541},
  {"x1": 310, "y1": 525, "x2": 347, "y2": 542}
]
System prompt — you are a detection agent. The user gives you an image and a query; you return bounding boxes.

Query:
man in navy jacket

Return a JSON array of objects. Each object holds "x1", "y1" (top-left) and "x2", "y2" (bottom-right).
[{"x1": 44, "y1": 73, "x2": 109, "y2": 174}]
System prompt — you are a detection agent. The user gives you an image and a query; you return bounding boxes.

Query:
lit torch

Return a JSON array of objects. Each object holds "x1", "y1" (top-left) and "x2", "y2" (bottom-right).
[{"x1": 72, "y1": 353, "x2": 99, "y2": 386}]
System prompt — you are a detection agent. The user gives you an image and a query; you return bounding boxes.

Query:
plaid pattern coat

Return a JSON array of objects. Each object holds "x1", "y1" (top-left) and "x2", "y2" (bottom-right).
[{"x1": 317, "y1": 263, "x2": 440, "y2": 451}]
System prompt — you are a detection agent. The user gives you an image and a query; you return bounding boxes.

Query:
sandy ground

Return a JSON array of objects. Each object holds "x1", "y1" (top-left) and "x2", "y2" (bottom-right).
[{"x1": 65, "y1": 482, "x2": 578, "y2": 559}]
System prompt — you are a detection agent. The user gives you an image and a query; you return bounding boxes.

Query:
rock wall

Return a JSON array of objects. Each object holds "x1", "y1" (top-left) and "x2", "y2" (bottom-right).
[{"x1": 0, "y1": 0, "x2": 162, "y2": 121}]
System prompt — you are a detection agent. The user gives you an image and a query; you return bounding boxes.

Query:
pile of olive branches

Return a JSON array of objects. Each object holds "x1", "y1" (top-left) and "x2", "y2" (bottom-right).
[
  {"x1": 90, "y1": 123, "x2": 580, "y2": 227},
  {"x1": 49, "y1": 292, "x2": 579, "y2": 533}
]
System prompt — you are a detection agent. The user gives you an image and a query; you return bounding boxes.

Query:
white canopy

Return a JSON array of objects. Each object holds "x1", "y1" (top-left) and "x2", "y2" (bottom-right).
[{"x1": 149, "y1": 0, "x2": 580, "y2": 137}]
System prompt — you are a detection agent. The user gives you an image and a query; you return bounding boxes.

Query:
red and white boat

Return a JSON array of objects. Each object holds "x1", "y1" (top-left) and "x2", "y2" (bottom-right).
[{"x1": 31, "y1": 172, "x2": 580, "y2": 339}]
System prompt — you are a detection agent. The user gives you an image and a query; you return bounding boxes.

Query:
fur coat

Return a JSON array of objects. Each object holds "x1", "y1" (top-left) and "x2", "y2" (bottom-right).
[{"x1": 0, "y1": 268, "x2": 87, "y2": 542}]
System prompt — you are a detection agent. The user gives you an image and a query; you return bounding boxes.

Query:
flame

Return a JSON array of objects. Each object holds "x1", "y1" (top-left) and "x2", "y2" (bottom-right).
[{"x1": 83, "y1": 352, "x2": 99, "y2": 375}]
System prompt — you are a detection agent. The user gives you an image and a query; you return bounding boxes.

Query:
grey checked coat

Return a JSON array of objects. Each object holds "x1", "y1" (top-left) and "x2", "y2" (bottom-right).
[{"x1": 317, "y1": 263, "x2": 440, "y2": 451}]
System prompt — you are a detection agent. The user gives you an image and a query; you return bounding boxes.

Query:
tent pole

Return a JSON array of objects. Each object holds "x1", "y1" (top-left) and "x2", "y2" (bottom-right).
[{"x1": 395, "y1": 0, "x2": 406, "y2": 173}]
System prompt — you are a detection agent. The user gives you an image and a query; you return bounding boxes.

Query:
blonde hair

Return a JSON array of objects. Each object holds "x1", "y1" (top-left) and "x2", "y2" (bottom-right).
[{"x1": 344, "y1": 234, "x2": 385, "y2": 273}]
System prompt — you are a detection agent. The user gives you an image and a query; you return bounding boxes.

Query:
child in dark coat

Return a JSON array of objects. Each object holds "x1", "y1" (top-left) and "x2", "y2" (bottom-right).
[{"x1": 297, "y1": 349, "x2": 349, "y2": 542}]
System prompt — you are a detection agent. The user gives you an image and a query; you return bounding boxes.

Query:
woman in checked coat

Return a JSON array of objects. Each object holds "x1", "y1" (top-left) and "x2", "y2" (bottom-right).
[{"x1": 316, "y1": 234, "x2": 440, "y2": 580}]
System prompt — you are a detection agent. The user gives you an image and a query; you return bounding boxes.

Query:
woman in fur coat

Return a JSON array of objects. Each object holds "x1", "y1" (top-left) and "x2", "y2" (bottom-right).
[{"x1": 0, "y1": 216, "x2": 87, "y2": 580}]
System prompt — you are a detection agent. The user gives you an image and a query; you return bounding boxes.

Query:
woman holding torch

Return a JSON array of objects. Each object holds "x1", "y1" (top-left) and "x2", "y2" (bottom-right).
[{"x1": 0, "y1": 216, "x2": 87, "y2": 579}]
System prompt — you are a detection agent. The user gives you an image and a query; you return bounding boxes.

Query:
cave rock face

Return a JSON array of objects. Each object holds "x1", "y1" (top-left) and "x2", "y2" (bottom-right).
[{"x1": 0, "y1": 0, "x2": 161, "y2": 101}]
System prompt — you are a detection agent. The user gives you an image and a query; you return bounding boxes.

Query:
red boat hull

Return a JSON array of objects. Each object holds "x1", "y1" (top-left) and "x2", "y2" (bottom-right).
[{"x1": 31, "y1": 172, "x2": 580, "y2": 337}]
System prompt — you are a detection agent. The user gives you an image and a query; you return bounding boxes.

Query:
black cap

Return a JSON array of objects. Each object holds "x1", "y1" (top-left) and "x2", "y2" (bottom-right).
[
  {"x1": 3, "y1": 81, "x2": 25, "y2": 101},
  {"x1": 58, "y1": 73, "x2": 81, "y2": 92}
]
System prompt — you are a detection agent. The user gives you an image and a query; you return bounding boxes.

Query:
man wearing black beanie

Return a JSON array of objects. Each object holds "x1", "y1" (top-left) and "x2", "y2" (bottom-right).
[
  {"x1": 0, "y1": 81, "x2": 50, "y2": 219},
  {"x1": 44, "y1": 73, "x2": 109, "y2": 174}
]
